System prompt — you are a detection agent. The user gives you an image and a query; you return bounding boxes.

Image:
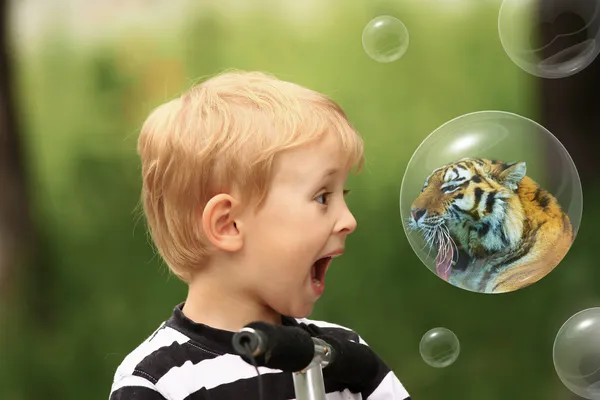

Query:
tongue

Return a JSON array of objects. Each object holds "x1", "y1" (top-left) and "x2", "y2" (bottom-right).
[{"x1": 435, "y1": 243, "x2": 453, "y2": 281}]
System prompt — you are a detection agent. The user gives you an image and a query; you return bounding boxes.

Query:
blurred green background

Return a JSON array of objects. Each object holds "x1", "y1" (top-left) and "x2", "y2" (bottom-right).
[{"x1": 1, "y1": 0, "x2": 599, "y2": 399}]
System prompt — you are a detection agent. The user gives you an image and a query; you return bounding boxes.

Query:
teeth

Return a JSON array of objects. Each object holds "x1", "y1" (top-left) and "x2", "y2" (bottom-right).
[{"x1": 313, "y1": 279, "x2": 321, "y2": 286}]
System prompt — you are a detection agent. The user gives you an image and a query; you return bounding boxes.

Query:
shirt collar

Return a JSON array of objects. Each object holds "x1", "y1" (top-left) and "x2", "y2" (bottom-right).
[{"x1": 166, "y1": 302, "x2": 300, "y2": 354}]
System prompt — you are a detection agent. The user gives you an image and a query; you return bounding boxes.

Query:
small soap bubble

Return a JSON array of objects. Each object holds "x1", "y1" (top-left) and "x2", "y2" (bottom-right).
[
  {"x1": 554, "y1": 308, "x2": 600, "y2": 399},
  {"x1": 498, "y1": 0, "x2": 600, "y2": 78},
  {"x1": 362, "y1": 15, "x2": 409, "y2": 63},
  {"x1": 419, "y1": 327, "x2": 460, "y2": 368}
]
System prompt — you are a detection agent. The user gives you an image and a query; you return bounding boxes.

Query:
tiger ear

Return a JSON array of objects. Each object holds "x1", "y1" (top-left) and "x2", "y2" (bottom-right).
[{"x1": 497, "y1": 162, "x2": 526, "y2": 190}]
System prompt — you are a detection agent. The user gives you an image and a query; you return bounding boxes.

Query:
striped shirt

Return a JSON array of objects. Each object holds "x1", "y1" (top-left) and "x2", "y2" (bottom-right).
[{"x1": 109, "y1": 303, "x2": 411, "y2": 399}]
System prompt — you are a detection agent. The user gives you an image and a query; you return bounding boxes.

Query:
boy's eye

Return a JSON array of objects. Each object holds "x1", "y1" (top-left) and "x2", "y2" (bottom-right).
[
  {"x1": 316, "y1": 190, "x2": 351, "y2": 205},
  {"x1": 316, "y1": 192, "x2": 331, "y2": 205}
]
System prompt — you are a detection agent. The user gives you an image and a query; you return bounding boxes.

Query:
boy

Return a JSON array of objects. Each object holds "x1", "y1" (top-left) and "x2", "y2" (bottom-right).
[{"x1": 109, "y1": 70, "x2": 411, "y2": 399}]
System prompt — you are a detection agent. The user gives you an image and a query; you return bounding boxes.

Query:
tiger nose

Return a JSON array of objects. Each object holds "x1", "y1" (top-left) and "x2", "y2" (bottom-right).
[{"x1": 411, "y1": 208, "x2": 426, "y2": 222}]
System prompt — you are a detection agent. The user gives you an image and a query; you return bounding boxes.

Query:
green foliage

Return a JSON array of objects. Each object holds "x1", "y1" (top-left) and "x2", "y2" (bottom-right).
[{"x1": 1, "y1": 2, "x2": 597, "y2": 399}]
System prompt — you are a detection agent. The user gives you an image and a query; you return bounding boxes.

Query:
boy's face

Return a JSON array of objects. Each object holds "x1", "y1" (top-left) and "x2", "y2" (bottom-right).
[{"x1": 238, "y1": 132, "x2": 358, "y2": 319}]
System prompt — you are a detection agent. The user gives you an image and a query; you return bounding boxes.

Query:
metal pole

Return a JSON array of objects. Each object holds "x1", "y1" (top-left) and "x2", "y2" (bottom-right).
[
  {"x1": 292, "y1": 366, "x2": 326, "y2": 400},
  {"x1": 291, "y1": 338, "x2": 333, "y2": 400}
]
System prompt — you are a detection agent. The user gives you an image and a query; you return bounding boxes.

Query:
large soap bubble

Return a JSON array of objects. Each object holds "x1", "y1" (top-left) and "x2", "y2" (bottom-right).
[
  {"x1": 399, "y1": 111, "x2": 582, "y2": 294},
  {"x1": 554, "y1": 308, "x2": 600, "y2": 399},
  {"x1": 498, "y1": 0, "x2": 600, "y2": 78}
]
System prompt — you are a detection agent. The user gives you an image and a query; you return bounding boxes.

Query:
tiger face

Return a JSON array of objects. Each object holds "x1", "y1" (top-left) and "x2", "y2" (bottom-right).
[{"x1": 408, "y1": 158, "x2": 527, "y2": 280}]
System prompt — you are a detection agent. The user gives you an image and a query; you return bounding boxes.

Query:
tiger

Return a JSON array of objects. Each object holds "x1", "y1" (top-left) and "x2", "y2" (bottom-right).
[{"x1": 407, "y1": 157, "x2": 574, "y2": 294}]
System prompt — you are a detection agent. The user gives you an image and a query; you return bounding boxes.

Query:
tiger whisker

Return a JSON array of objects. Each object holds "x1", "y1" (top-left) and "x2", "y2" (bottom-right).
[
  {"x1": 414, "y1": 224, "x2": 431, "y2": 253},
  {"x1": 440, "y1": 230, "x2": 452, "y2": 261},
  {"x1": 424, "y1": 230, "x2": 434, "y2": 257},
  {"x1": 440, "y1": 226, "x2": 459, "y2": 272},
  {"x1": 409, "y1": 214, "x2": 452, "y2": 264},
  {"x1": 436, "y1": 230, "x2": 446, "y2": 258},
  {"x1": 442, "y1": 226, "x2": 458, "y2": 259},
  {"x1": 425, "y1": 228, "x2": 437, "y2": 258}
]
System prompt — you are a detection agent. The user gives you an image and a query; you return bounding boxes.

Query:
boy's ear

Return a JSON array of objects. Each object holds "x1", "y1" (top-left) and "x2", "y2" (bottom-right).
[{"x1": 201, "y1": 194, "x2": 243, "y2": 252}]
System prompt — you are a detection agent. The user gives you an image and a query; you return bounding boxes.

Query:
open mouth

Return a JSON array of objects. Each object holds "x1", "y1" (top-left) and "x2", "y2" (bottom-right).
[{"x1": 311, "y1": 256, "x2": 331, "y2": 287}]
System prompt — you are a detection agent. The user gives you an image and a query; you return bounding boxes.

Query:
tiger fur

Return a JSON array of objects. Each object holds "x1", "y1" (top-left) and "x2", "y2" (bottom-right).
[{"x1": 408, "y1": 157, "x2": 573, "y2": 294}]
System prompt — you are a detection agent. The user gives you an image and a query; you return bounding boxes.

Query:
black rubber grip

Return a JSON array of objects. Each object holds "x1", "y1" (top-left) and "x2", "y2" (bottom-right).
[
  {"x1": 239, "y1": 321, "x2": 315, "y2": 372},
  {"x1": 319, "y1": 334, "x2": 379, "y2": 389}
]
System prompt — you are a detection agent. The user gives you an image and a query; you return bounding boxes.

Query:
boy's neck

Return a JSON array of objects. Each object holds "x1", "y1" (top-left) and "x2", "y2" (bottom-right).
[{"x1": 181, "y1": 272, "x2": 283, "y2": 333}]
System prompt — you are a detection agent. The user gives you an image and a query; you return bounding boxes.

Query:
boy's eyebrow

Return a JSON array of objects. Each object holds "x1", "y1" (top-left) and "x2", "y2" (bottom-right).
[{"x1": 321, "y1": 168, "x2": 339, "y2": 179}]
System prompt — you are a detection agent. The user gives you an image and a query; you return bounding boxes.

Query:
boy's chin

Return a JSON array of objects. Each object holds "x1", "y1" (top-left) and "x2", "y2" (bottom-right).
[{"x1": 276, "y1": 301, "x2": 315, "y2": 319}]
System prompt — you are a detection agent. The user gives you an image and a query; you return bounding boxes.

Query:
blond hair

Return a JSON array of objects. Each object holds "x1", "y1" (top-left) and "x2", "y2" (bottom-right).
[{"x1": 137, "y1": 70, "x2": 364, "y2": 282}]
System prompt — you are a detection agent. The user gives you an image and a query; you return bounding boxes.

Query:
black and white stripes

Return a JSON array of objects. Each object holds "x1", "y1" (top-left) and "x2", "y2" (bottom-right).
[{"x1": 109, "y1": 304, "x2": 411, "y2": 400}]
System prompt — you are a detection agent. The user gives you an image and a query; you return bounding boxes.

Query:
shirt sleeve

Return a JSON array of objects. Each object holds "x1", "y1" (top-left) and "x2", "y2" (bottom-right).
[
  {"x1": 357, "y1": 336, "x2": 411, "y2": 400},
  {"x1": 109, "y1": 374, "x2": 167, "y2": 400}
]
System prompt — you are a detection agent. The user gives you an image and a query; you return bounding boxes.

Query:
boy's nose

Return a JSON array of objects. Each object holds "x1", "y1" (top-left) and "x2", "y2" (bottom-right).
[{"x1": 337, "y1": 206, "x2": 357, "y2": 235}]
